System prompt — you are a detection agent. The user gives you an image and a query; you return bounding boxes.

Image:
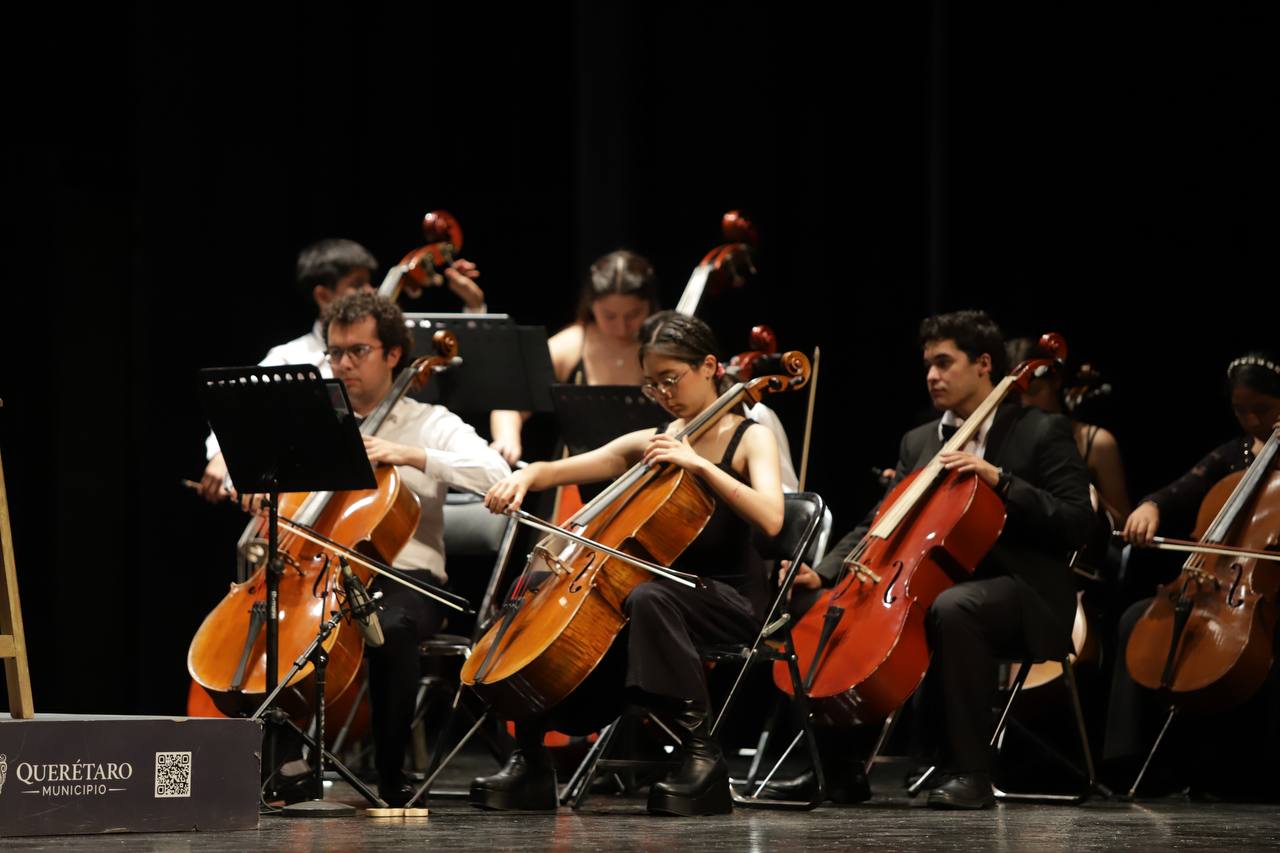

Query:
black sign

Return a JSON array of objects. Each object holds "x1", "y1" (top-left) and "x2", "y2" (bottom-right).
[{"x1": 0, "y1": 715, "x2": 261, "y2": 837}]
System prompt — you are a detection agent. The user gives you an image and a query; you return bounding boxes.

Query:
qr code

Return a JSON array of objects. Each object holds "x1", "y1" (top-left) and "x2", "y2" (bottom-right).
[{"x1": 155, "y1": 751, "x2": 192, "y2": 798}]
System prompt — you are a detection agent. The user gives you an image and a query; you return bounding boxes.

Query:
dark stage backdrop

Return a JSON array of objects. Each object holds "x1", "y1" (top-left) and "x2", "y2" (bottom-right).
[{"x1": 1, "y1": 3, "x2": 1275, "y2": 714}]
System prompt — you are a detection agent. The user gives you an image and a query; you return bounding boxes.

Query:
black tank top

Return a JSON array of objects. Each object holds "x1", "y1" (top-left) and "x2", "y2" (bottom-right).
[{"x1": 663, "y1": 418, "x2": 764, "y2": 602}]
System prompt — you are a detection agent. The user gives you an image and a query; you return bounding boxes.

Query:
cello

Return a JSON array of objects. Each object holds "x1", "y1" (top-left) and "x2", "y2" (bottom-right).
[
  {"x1": 674, "y1": 210, "x2": 759, "y2": 316},
  {"x1": 461, "y1": 352, "x2": 811, "y2": 718},
  {"x1": 1125, "y1": 423, "x2": 1280, "y2": 712},
  {"x1": 377, "y1": 210, "x2": 465, "y2": 303},
  {"x1": 774, "y1": 334, "x2": 1067, "y2": 724},
  {"x1": 187, "y1": 331, "x2": 468, "y2": 731}
]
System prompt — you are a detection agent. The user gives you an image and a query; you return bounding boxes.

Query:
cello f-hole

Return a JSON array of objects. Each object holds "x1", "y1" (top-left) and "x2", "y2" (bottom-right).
[
  {"x1": 568, "y1": 551, "x2": 597, "y2": 594},
  {"x1": 1227, "y1": 562, "x2": 1246, "y2": 607},
  {"x1": 883, "y1": 560, "x2": 905, "y2": 605}
]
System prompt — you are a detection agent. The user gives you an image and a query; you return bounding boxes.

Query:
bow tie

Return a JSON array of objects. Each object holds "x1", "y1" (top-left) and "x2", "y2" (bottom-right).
[{"x1": 941, "y1": 422, "x2": 959, "y2": 441}]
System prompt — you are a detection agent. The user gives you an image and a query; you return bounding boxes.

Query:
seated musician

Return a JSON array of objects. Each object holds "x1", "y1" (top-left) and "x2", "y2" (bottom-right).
[
  {"x1": 258, "y1": 291, "x2": 510, "y2": 806},
  {"x1": 766, "y1": 309, "x2": 1094, "y2": 809},
  {"x1": 1106, "y1": 351, "x2": 1280, "y2": 794},
  {"x1": 474, "y1": 310, "x2": 785, "y2": 815},
  {"x1": 197, "y1": 237, "x2": 487, "y2": 501},
  {"x1": 488, "y1": 249, "x2": 659, "y2": 465},
  {"x1": 486, "y1": 250, "x2": 799, "y2": 490},
  {"x1": 1007, "y1": 337, "x2": 1132, "y2": 525}
]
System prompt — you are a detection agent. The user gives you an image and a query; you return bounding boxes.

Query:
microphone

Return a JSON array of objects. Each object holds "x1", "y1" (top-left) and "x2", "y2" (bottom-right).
[{"x1": 340, "y1": 558, "x2": 385, "y2": 648}]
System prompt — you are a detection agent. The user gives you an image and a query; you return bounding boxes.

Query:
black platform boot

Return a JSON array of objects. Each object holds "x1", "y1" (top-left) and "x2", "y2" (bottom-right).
[
  {"x1": 647, "y1": 702, "x2": 733, "y2": 816},
  {"x1": 469, "y1": 722, "x2": 558, "y2": 811}
]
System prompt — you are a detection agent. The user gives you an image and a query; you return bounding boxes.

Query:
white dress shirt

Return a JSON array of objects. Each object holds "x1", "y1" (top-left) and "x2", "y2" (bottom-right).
[
  {"x1": 937, "y1": 408, "x2": 996, "y2": 458},
  {"x1": 205, "y1": 321, "x2": 331, "y2": 459},
  {"x1": 373, "y1": 397, "x2": 511, "y2": 582}
]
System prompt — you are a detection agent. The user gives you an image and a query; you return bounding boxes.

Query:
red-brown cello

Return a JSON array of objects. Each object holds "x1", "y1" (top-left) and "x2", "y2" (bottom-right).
[
  {"x1": 775, "y1": 334, "x2": 1067, "y2": 724},
  {"x1": 187, "y1": 331, "x2": 468, "y2": 735},
  {"x1": 378, "y1": 210, "x2": 465, "y2": 303}
]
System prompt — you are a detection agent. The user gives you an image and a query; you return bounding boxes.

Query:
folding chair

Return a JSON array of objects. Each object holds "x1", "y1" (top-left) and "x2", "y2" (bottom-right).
[
  {"x1": 560, "y1": 492, "x2": 832, "y2": 810},
  {"x1": 900, "y1": 654, "x2": 1111, "y2": 803}
]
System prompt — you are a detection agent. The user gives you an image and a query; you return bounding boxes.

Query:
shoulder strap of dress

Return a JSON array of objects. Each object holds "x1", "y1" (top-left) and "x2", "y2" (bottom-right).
[{"x1": 720, "y1": 418, "x2": 756, "y2": 466}]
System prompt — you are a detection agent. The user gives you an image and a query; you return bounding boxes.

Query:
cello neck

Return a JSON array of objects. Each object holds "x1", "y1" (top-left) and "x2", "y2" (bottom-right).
[
  {"x1": 294, "y1": 354, "x2": 441, "y2": 529},
  {"x1": 566, "y1": 381, "x2": 751, "y2": 529},
  {"x1": 869, "y1": 374, "x2": 1017, "y2": 540},
  {"x1": 561, "y1": 356, "x2": 808, "y2": 531},
  {"x1": 1194, "y1": 427, "x2": 1280, "y2": 550}
]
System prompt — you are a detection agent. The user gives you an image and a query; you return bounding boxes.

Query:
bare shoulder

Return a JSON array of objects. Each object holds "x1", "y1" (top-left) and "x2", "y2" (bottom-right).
[
  {"x1": 1089, "y1": 425, "x2": 1120, "y2": 451},
  {"x1": 547, "y1": 323, "x2": 585, "y2": 381}
]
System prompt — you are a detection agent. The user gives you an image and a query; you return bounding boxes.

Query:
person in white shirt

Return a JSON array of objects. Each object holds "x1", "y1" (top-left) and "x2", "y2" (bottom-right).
[
  {"x1": 318, "y1": 291, "x2": 509, "y2": 805},
  {"x1": 197, "y1": 237, "x2": 487, "y2": 501}
]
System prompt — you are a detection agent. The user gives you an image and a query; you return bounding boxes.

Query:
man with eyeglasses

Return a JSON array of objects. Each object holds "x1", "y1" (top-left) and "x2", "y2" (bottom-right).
[
  {"x1": 317, "y1": 290, "x2": 509, "y2": 806},
  {"x1": 196, "y1": 237, "x2": 488, "y2": 502}
]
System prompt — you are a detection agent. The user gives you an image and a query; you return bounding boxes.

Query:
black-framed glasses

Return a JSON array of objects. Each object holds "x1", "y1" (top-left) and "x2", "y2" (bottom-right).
[
  {"x1": 325, "y1": 343, "x2": 383, "y2": 363},
  {"x1": 641, "y1": 369, "x2": 691, "y2": 402}
]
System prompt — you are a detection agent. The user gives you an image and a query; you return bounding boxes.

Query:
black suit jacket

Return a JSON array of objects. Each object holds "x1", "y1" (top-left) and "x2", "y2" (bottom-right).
[{"x1": 817, "y1": 403, "x2": 1095, "y2": 658}]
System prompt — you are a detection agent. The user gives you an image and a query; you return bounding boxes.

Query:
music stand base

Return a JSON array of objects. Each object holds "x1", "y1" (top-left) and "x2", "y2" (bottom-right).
[{"x1": 280, "y1": 799, "x2": 357, "y2": 818}]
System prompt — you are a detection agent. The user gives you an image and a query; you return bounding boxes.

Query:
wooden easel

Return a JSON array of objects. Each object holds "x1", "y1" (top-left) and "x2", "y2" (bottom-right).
[{"x1": 0, "y1": 399, "x2": 34, "y2": 718}]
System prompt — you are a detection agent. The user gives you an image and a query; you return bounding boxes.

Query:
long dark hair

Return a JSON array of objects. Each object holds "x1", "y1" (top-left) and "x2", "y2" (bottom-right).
[{"x1": 575, "y1": 250, "x2": 659, "y2": 324}]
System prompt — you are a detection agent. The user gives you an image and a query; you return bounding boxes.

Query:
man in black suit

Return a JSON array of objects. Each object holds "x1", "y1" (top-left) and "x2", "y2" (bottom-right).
[{"x1": 765, "y1": 309, "x2": 1095, "y2": 809}]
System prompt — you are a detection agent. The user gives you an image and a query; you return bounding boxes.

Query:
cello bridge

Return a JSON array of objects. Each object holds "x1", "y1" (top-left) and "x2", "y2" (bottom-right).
[
  {"x1": 1184, "y1": 566, "x2": 1218, "y2": 587},
  {"x1": 533, "y1": 545, "x2": 571, "y2": 577},
  {"x1": 847, "y1": 560, "x2": 882, "y2": 584}
]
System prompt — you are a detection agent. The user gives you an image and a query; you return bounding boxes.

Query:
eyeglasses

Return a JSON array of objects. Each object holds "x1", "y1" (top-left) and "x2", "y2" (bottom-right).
[
  {"x1": 641, "y1": 369, "x2": 690, "y2": 402},
  {"x1": 325, "y1": 343, "x2": 383, "y2": 363}
]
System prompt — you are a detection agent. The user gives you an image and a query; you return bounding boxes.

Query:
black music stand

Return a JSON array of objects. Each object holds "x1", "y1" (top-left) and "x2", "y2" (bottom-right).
[
  {"x1": 200, "y1": 364, "x2": 377, "y2": 814},
  {"x1": 403, "y1": 313, "x2": 556, "y2": 413},
  {"x1": 550, "y1": 384, "x2": 668, "y2": 501}
]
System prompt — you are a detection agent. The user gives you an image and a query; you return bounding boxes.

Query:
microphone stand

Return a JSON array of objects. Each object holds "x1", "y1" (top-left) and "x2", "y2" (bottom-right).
[{"x1": 252, "y1": 593, "x2": 384, "y2": 816}]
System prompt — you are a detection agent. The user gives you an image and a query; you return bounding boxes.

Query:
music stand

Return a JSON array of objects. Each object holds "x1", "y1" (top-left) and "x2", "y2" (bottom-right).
[
  {"x1": 550, "y1": 384, "x2": 668, "y2": 501},
  {"x1": 200, "y1": 364, "x2": 376, "y2": 814},
  {"x1": 403, "y1": 313, "x2": 555, "y2": 414}
]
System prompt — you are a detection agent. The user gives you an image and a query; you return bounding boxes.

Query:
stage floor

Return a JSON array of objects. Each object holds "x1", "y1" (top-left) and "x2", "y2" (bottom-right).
[{"x1": 0, "y1": 759, "x2": 1275, "y2": 852}]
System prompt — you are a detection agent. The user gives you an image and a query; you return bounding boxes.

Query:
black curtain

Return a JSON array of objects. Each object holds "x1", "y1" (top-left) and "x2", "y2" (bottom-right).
[{"x1": 1, "y1": 2, "x2": 1274, "y2": 714}]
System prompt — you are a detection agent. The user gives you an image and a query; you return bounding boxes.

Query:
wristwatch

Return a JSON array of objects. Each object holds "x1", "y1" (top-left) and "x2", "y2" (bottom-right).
[{"x1": 996, "y1": 467, "x2": 1013, "y2": 499}]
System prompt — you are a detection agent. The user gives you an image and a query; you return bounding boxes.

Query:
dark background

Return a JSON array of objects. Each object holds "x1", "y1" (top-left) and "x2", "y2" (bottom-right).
[{"x1": 1, "y1": 3, "x2": 1275, "y2": 714}]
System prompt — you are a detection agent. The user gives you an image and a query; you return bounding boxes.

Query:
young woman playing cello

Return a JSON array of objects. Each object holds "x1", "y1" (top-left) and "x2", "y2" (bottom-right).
[
  {"x1": 1106, "y1": 351, "x2": 1280, "y2": 796},
  {"x1": 473, "y1": 310, "x2": 785, "y2": 816}
]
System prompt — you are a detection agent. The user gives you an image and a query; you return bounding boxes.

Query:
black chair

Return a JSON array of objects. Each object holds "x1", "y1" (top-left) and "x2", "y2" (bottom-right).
[
  {"x1": 406, "y1": 491, "x2": 520, "y2": 800},
  {"x1": 560, "y1": 492, "x2": 832, "y2": 810}
]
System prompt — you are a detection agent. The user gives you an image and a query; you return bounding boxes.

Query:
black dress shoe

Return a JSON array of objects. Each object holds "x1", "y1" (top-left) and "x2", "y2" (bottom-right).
[
  {"x1": 647, "y1": 703, "x2": 733, "y2": 816},
  {"x1": 926, "y1": 773, "x2": 995, "y2": 810},
  {"x1": 469, "y1": 748, "x2": 558, "y2": 811},
  {"x1": 754, "y1": 765, "x2": 871, "y2": 804}
]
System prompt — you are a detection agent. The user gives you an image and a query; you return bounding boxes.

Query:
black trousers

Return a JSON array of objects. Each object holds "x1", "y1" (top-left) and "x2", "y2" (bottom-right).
[
  {"x1": 364, "y1": 576, "x2": 449, "y2": 787},
  {"x1": 915, "y1": 576, "x2": 1031, "y2": 773},
  {"x1": 621, "y1": 576, "x2": 760, "y2": 709},
  {"x1": 1103, "y1": 597, "x2": 1156, "y2": 762},
  {"x1": 514, "y1": 573, "x2": 760, "y2": 740}
]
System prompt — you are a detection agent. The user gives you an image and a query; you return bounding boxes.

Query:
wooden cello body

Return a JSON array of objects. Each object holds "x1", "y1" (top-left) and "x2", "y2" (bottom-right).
[
  {"x1": 774, "y1": 335, "x2": 1067, "y2": 724},
  {"x1": 187, "y1": 333, "x2": 458, "y2": 734},
  {"x1": 463, "y1": 356, "x2": 811, "y2": 719},
  {"x1": 1126, "y1": 428, "x2": 1280, "y2": 713}
]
